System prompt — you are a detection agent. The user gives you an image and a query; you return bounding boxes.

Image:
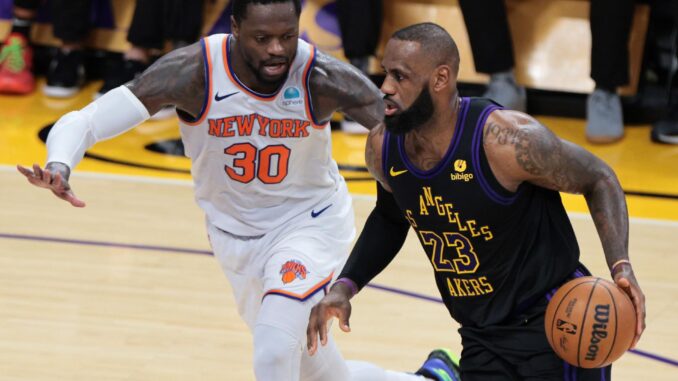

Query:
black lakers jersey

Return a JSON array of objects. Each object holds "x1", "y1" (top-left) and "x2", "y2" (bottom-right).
[{"x1": 383, "y1": 98, "x2": 580, "y2": 328}]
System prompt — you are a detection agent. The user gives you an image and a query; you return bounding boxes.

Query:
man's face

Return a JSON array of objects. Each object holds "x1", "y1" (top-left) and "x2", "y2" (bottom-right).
[
  {"x1": 232, "y1": 2, "x2": 299, "y2": 85},
  {"x1": 384, "y1": 85, "x2": 434, "y2": 135},
  {"x1": 380, "y1": 39, "x2": 434, "y2": 134}
]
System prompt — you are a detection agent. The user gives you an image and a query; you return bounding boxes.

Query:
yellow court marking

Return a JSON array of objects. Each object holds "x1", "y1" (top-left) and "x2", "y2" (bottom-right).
[{"x1": 1, "y1": 82, "x2": 677, "y2": 220}]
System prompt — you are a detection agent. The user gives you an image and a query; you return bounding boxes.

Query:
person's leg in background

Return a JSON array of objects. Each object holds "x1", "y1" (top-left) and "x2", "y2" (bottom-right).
[
  {"x1": 97, "y1": 0, "x2": 204, "y2": 119},
  {"x1": 164, "y1": 0, "x2": 204, "y2": 49},
  {"x1": 458, "y1": 0, "x2": 526, "y2": 112},
  {"x1": 586, "y1": 0, "x2": 635, "y2": 143},
  {"x1": 0, "y1": 0, "x2": 41, "y2": 94},
  {"x1": 96, "y1": 0, "x2": 163, "y2": 98},
  {"x1": 651, "y1": 0, "x2": 678, "y2": 144},
  {"x1": 44, "y1": 0, "x2": 91, "y2": 98},
  {"x1": 336, "y1": 0, "x2": 382, "y2": 134}
]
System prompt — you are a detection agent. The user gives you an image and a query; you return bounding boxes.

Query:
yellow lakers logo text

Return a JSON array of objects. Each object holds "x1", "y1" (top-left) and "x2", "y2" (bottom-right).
[
  {"x1": 413, "y1": 187, "x2": 493, "y2": 241},
  {"x1": 445, "y1": 276, "x2": 494, "y2": 297}
]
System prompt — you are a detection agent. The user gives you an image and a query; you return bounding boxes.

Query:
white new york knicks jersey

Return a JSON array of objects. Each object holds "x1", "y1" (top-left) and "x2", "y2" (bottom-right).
[{"x1": 178, "y1": 34, "x2": 346, "y2": 236}]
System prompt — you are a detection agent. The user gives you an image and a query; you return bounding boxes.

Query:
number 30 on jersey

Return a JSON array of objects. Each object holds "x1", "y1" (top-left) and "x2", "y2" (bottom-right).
[{"x1": 224, "y1": 143, "x2": 291, "y2": 184}]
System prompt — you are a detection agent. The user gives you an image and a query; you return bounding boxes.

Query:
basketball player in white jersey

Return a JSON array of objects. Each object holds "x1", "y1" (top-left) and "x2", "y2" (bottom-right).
[{"x1": 17, "y1": 1, "x2": 459, "y2": 380}]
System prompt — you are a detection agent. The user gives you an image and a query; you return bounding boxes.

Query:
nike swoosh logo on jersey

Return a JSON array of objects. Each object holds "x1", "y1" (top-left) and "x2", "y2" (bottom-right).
[
  {"x1": 214, "y1": 91, "x2": 239, "y2": 102},
  {"x1": 311, "y1": 204, "x2": 333, "y2": 218},
  {"x1": 389, "y1": 167, "x2": 408, "y2": 177}
]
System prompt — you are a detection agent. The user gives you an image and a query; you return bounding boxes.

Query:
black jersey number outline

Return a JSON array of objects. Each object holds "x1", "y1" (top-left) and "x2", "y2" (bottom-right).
[{"x1": 419, "y1": 231, "x2": 479, "y2": 274}]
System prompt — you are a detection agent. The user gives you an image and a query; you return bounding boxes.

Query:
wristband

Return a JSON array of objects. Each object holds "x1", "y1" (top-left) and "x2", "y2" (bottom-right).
[
  {"x1": 333, "y1": 278, "x2": 358, "y2": 297},
  {"x1": 610, "y1": 259, "x2": 631, "y2": 274}
]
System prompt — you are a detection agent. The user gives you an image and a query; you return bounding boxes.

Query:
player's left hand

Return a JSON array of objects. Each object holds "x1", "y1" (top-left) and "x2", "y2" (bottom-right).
[
  {"x1": 613, "y1": 263, "x2": 645, "y2": 349},
  {"x1": 306, "y1": 282, "x2": 353, "y2": 356},
  {"x1": 17, "y1": 163, "x2": 86, "y2": 207}
]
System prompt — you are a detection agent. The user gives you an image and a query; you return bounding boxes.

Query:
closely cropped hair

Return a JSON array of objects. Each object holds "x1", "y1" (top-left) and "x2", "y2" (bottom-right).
[
  {"x1": 232, "y1": 0, "x2": 302, "y2": 23},
  {"x1": 392, "y1": 22, "x2": 459, "y2": 69}
]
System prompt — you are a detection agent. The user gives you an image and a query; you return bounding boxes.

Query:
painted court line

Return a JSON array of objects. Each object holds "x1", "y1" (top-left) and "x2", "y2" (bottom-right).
[
  {"x1": 1, "y1": 231, "x2": 677, "y2": 369},
  {"x1": 4, "y1": 165, "x2": 677, "y2": 226}
]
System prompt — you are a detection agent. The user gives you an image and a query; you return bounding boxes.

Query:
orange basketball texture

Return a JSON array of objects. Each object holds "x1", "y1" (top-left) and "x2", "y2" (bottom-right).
[{"x1": 544, "y1": 276, "x2": 636, "y2": 368}]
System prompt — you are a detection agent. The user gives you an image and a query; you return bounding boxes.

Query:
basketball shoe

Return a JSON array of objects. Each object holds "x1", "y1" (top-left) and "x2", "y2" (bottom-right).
[
  {"x1": 0, "y1": 33, "x2": 35, "y2": 94},
  {"x1": 415, "y1": 348, "x2": 461, "y2": 381}
]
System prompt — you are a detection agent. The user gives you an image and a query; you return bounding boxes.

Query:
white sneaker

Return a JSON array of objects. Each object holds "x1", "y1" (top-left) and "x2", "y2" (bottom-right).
[
  {"x1": 586, "y1": 89, "x2": 624, "y2": 144},
  {"x1": 483, "y1": 72, "x2": 526, "y2": 112}
]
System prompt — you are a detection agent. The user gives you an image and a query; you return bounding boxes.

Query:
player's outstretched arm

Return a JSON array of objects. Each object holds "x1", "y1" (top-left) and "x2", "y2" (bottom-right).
[
  {"x1": 17, "y1": 42, "x2": 206, "y2": 206},
  {"x1": 483, "y1": 110, "x2": 645, "y2": 348},
  {"x1": 309, "y1": 50, "x2": 384, "y2": 130},
  {"x1": 307, "y1": 128, "x2": 410, "y2": 355}
]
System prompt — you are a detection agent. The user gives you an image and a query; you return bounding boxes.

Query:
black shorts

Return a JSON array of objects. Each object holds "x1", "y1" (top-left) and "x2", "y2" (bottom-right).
[{"x1": 458, "y1": 266, "x2": 612, "y2": 380}]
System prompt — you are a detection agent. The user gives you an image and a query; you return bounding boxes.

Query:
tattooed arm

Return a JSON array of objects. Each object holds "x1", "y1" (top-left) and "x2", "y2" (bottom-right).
[
  {"x1": 17, "y1": 42, "x2": 205, "y2": 207},
  {"x1": 365, "y1": 125, "x2": 389, "y2": 188},
  {"x1": 307, "y1": 125, "x2": 410, "y2": 355},
  {"x1": 483, "y1": 109, "x2": 645, "y2": 347},
  {"x1": 127, "y1": 41, "x2": 205, "y2": 117},
  {"x1": 309, "y1": 50, "x2": 384, "y2": 129}
]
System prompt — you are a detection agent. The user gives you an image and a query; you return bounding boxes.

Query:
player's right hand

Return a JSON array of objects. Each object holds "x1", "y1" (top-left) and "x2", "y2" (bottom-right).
[
  {"x1": 306, "y1": 283, "x2": 353, "y2": 356},
  {"x1": 17, "y1": 163, "x2": 86, "y2": 207}
]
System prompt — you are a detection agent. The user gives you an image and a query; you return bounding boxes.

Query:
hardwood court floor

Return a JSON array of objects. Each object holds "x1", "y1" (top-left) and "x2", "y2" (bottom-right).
[{"x1": 1, "y1": 81, "x2": 677, "y2": 380}]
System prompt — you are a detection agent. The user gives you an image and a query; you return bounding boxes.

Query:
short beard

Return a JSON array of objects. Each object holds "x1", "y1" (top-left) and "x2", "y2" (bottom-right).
[
  {"x1": 238, "y1": 42, "x2": 289, "y2": 88},
  {"x1": 384, "y1": 86, "x2": 434, "y2": 135},
  {"x1": 247, "y1": 59, "x2": 288, "y2": 88}
]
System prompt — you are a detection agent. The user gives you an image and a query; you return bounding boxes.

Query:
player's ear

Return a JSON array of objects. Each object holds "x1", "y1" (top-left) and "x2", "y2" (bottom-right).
[
  {"x1": 432, "y1": 65, "x2": 451, "y2": 92},
  {"x1": 231, "y1": 16, "x2": 240, "y2": 38}
]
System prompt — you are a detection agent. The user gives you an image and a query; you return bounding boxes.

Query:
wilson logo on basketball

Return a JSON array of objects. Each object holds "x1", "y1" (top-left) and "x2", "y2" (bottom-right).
[
  {"x1": 280, "y1": 260, "x2": 308, "y2": 284},
  {"x1": 585, "y1": 304, "x2": 610, "y2": 361},
  {"x1": 556, "y1": 319, "x2": 578, "y2": 335}
]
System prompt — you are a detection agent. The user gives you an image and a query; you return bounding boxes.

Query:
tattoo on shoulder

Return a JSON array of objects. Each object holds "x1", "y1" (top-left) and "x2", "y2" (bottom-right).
[
  {"x1": 484, "y1": 122, "x2": 525, "y2": 146},
  {"x1": 128, "y1": 42, "x2": 205, "y2": 116},
  {"x1": 311, "y1": 51, "x2": 383, "y2": 128},
  {"x1": 486, "y1": 117, "x2": 597, "y2": 193}
]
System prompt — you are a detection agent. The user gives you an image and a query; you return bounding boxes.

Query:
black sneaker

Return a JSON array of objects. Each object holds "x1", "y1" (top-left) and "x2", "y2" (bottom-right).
[
  {"x1": 651, "y1": 109, "x2": 678, "y2": 145},
  {"x1": 95, "y1": 58, "x2": 147, "y2": 98},
  {"x1": 44, "y1": 49, "x2": 85, "y2": 98}
]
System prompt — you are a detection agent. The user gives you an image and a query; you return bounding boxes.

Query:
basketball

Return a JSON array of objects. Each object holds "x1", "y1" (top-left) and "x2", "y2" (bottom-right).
[{"x1": 544, "y1": 276, "x2": 636, "y2": 368}]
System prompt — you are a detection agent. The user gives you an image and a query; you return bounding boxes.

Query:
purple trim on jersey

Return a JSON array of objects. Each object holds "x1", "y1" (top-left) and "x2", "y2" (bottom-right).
[
  {"x1": 262, "y1": 277, "x2": 332, "y2": 302},
  {"x1": 564, "y1": 362, "x2": 570, "y2": 381},
  {"x1": 226, "y1": 35, "x2": 285, "y2": 99},
  {"x1": 304, "y1": 46, "x2": 324, "y2": 126},
  {"x1": 547, "y1": 267, "x2": 588, "y2": 301},
  {"x1": 601, "y1": 368, "x2": 606, "y2": 381},
  {"x1": 382, "y1": 129, "x2": 391, "y2": 184},
  {"x1": 471, "y1": 105, "x2": 523, "y2": 205},
  {"x1": 178, "y1": 38, "x2": 210, "y2": 124},
  {"x1": 397, "y1": 97, "x2": 470, "y2": 179},
  {"x1": 573, "y1": 363, "x2": 578, "y2": 381}
]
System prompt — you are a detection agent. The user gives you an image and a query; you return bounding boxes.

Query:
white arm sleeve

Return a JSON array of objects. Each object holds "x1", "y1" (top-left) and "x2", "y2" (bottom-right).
[{"x1": 46, "y1": 85, "x2": 151, "y2": 169}]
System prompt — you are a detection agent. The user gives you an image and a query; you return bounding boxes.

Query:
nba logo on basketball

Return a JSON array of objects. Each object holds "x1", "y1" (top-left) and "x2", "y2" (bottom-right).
[
  {"x1": 556, "y1": 319, "x2": 578, "y2": 334},
  {"x1": 280, "y1": 260, "x2": 308, "y2": 284}
]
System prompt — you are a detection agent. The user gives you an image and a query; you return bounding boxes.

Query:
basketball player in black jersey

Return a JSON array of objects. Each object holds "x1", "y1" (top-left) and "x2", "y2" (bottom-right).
[{"x1": 307, "y1": 23, "x2": 646, "y2": 380}]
